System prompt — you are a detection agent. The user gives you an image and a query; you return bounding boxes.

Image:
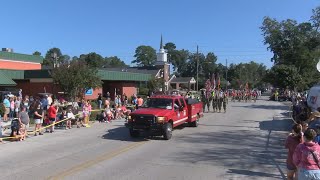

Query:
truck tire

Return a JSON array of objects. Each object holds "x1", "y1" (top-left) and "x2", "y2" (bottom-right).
[
  {"x1": 163, "y1": 123, "x2": 172, "y2": 140},
  {"x1": 129, "y1": 129, "x2": 140, "y2": 138},
  {"x1": 190, "y1": 115, "x2": 199, "y2": 127}
]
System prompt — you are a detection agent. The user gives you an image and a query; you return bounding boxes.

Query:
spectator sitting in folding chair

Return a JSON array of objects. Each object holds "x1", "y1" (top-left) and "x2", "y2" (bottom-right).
[
  {"x1": 67, "y1": 108, "x2": 80, "y2": 128},
  {"x1": 98, "y1": 110, "x2": 107, "y2": 123},
  {"x1": 104, "y1": 107, "x2": 113, "y2": 123}
]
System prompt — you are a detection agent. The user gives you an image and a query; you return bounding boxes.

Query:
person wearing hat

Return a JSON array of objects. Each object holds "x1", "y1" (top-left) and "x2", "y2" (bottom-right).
[{"x1": 308, "y1": 110, "x2": 320, "y2": 129}]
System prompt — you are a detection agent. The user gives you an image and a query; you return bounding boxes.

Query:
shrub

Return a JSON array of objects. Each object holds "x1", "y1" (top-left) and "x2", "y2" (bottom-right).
[
  {"x1": 89, "y1": 110, "x2": 100, "y2": 121},
  {"x1": 139, "y1": 87, "x2": 149, "y2": 96},
  {"x1": 90, "y1": 100, "x2": 98, "y2": 109}
]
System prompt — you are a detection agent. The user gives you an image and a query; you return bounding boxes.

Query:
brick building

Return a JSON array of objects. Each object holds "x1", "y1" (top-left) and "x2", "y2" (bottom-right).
[{"x1": 0, "y1": 49, "x2": 151, "y2": 100}]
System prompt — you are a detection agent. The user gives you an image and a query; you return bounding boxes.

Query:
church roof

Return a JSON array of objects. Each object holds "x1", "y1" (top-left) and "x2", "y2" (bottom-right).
[
  {"x1": 103, "y1": 67, "x2": 160, "y2": 76},
  {"x1": 170, "y1": 77, "x2": 196, "y2": 84}
]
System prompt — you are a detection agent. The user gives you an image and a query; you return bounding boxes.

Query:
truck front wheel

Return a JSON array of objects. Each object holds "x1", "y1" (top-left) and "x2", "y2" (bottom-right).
[
  {"x1": 129, "y1": 129, "x2": 140, "y2": 138},
  {"x1": 163, "y1": 123, "x2": 173, "y2": 140}
]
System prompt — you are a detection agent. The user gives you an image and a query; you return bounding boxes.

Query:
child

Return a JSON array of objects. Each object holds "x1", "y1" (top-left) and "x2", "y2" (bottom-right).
[
  {"x1": 116, "y1": 105, "x2": 122, "y2": 119},
  {"x1": 19, "y1": 123, "x2": 26, "y2": 141},
  {"x1": 105, "y1": 108, "x2": 113, "y2": 123},
  {"x1": 66, "y1": 108, "x2": 75, "y2": 129},
  {"x1": 43, "y1": 114, "x2": 50, "y2": 133}
]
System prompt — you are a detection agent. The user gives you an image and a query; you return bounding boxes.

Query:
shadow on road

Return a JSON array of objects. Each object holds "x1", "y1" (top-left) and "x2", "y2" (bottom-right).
[
  {"x1": 232, "y1": 104, "x2": 290, "y2": 111},
  {"x1": 227, "y1": 169, "x2": 280, "y2": 178},
  {"x1": 101, "y1": 126, "x2": 148, "y2": 142},
  {"x1": 259, "y1": 118, "x2": 292, "y2": 132},
  {"x1": 171, "y1": 129, "x2": 287, "y2": 179}
]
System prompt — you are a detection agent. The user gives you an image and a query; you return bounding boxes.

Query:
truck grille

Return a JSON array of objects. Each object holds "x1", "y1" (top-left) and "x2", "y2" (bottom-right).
[{"x1": 133, "y1": 115, "x2": 155, "y2": 126}]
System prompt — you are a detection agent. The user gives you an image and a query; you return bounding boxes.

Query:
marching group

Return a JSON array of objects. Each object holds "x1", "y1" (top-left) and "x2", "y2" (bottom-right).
[{"x1": 201, "y1": 89, "x2": 260, "y2": 113}]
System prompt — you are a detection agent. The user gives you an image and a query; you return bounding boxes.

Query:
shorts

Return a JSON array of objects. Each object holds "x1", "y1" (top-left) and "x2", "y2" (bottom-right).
[
  {"x1": 34, "y1": 119, "x2": 43, "y2": 124},
  {"x1": 299, "y1": 169, "x2": 320, "y2": 180},
  {"x1": 49, "y1": 118, "x2": 56, "y2": 122},
  {"x1": 5, "y1": 108, "x2": 9, "y2": 115}
]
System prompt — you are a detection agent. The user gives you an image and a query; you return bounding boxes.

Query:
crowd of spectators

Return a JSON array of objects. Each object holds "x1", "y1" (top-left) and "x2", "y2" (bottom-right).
[
  {"x1": 285, "y1": 91, "x2": 320, "y2": 179},
  {"x1": 0, "y1": 90, "x2": 146, "y2": 142}
]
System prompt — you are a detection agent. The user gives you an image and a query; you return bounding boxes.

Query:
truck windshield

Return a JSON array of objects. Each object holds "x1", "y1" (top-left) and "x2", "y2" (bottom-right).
[{"x1": 141, "y1": 98, "x2": 173, "y2": 109}]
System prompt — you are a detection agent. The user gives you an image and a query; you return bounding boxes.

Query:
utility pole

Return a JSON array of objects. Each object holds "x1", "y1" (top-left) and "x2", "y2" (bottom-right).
[
  {"x1": 225, "y1": 59, "x2": 228, "y2": 91},
  {"x1": 196, "y1": 45, "x2": 199, "y2": 91}
]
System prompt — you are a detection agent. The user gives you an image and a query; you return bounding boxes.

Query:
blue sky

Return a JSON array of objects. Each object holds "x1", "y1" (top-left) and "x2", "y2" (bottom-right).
[{"x1": 1, "y1": 0, "x2": 319, "y2": 68}]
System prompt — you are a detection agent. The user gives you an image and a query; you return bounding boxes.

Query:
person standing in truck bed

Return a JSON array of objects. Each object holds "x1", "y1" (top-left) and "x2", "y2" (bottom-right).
[{"x1": 137, "y1": 96, "x2": 144, "y2": 109}]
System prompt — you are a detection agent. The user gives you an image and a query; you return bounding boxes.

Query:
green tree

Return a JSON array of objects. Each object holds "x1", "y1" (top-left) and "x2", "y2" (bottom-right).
[
  {"x1": 226, "y1": 62, "x2": 267, "y2": 89},
  {"x1": 170, "y1": 49, "x2": 190, "y2": 73},
  {"x1": 43, "y1": 48, "x2": 65, "y2": 67},
  {"x1": 132, "y1": 45, "x2": 156, "y2": 67},
  {"x1": 265, "y1": 65, "x2": 302, "y2": 90},
  {"x1": 72, "y1": 56, "x2": 78, "y2": 61},
  {"x1": 147, "y1": 77, "x2": 165, "y2": 91},
  {"x1": 32, "y1": 51, "x2": 41, "y2": 56},
  {"x1": 79, "y1": 52, "x2": 105, "y2": 68},
  {"x1": 164, "y1": 42, "x2": 177, "y2": 64},
  {"x1": 104, "y1": 56, "x2": 127, "y2": 67},
  {"x1": 261, "y1": 7, "x2": 320, "y2": 89},
  {"x1": 51, "y1": 61, "x2": 102, "y2": 100}
]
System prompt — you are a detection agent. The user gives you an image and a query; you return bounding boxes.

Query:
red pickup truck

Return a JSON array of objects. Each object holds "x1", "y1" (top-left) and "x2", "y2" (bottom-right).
[{"x1": 125, "y1": 95, "x2": 203, "y2": 140}]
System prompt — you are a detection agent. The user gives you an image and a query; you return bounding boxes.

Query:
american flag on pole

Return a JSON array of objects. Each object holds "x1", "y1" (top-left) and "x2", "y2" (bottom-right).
[{"x1": 205, "y1": 79, "x2": 212, "y2": 99}]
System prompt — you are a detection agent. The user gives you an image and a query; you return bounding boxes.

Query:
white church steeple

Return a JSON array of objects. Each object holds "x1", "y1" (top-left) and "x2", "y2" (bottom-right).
[{"x1": 157, "y1": 35, "x2": 167, "y2": 63}]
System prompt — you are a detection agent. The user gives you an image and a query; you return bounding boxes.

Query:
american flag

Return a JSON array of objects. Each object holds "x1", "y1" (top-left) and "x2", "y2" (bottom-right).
[{"x1": 205, "y1": 79, "x2": 212, "y2": 99}]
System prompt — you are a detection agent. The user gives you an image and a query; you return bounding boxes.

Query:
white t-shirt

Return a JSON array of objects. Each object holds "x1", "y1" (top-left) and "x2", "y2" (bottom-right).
[{"x1": 67, "y1": 112, "x2": 75, "y2": 119}]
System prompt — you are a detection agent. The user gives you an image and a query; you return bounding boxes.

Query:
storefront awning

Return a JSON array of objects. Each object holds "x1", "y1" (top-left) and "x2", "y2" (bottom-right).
[{"x1": 0, "y1": 71, "x2": 16, "y2": 86}]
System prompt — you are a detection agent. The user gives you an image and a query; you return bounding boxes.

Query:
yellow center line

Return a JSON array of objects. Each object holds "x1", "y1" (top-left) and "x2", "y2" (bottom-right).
[{"x1": 47, "y1": 141, "x2": 148, "y2": 180}]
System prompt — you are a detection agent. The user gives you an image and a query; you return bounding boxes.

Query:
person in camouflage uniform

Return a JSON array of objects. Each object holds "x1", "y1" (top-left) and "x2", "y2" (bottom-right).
[
  {"x1": 211, "y1": 90, "x2": 216, "y2": 113},
  {"x1": 217, "y1": 91, "x2": 223, "y2": 113},
  {"x1": 223, "y1": 92, "x2": 228, "y2": 113}
]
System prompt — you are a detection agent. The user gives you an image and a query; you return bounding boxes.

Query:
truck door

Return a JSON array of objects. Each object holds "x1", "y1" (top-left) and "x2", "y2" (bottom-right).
[
  {"x1": 179, "y1": 98, "x2": 188, "y2": 119},
  {"x1": 173, "y1": 99, "x2": 185, "y2": 127}
]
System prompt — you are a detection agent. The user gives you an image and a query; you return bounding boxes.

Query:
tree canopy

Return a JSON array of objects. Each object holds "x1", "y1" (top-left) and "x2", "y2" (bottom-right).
[
  {"x1": 43, "y1": 48, "x2": 66, "y2": 67},
  {"x1": 132, "y1": 45, "x2": 157, "y2": 67},
  {"x1": 50, "y1": 61, "x2": 102, "y2": 100},
  {"x1": 261, "y1": 6, "x2": 320, "y2": 89}
]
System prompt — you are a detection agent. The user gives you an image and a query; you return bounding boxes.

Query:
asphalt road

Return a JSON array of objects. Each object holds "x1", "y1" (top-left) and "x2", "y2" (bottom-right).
[{"x1": 0, "y1": 97, "x2": 292, "y2": 180}]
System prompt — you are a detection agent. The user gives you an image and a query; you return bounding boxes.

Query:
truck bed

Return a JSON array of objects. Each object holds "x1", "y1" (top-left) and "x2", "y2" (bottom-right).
[{"x1": 186, "y1": 101, "x2": 203, "y2": 122}]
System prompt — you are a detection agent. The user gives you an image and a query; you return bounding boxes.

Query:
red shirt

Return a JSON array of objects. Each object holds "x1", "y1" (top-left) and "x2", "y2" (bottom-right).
[
  {"x1": 293, "y1": 141, "x2": 320, "y2": 170},
  {"x1": 48, "y1": 105, "x2": 57, "y2": 119},
  {"x1": 285, "y1": 134, "x2": 302, "y2": 168}
]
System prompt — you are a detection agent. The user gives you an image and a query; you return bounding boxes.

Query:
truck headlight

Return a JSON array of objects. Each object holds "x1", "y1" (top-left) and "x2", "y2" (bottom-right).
[
  {"x1": 157, "y1": 116, "x2": 165, "y2": 123},
  {"x1": 128, "y1": 115, "x2": 132, "y2": 121}
]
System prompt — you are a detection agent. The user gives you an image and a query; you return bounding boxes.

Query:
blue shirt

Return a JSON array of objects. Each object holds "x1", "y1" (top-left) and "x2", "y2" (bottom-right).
[{"x1": 3, "y1": 99, "x2": 10, "y2": 108}]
